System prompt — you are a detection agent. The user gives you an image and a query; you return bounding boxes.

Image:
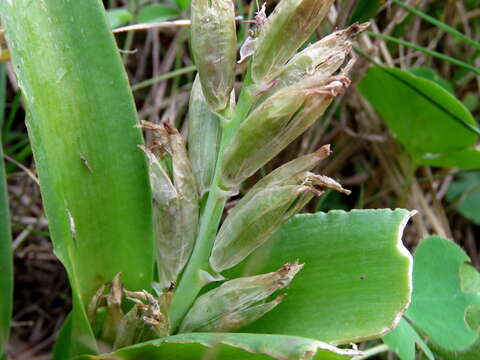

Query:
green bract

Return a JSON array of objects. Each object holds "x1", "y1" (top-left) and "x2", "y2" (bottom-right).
[
  {"x1": 222, "y1": 78, "x2": 336, "y2": 189},
  {"x1": 211, "y1": 146, "x2": 350, "y2": 272},
  {"x1": 188, "y1": 77, "x2": 222, "y2": 198},
  {"x1": 180, "y1": 262, "x2": 303, "y2": 333}
]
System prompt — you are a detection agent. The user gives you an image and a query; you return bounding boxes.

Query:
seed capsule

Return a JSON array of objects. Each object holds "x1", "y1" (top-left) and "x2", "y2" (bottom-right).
[
  {"x1": 252, "y1": 0, "x2": 334, "y2": 84},
  {"x1": 141, "y1": 122, "x2": 199, "y2": 289},
  {"x1": 190, "y1": 0, "x2": 237, "y2": 111},
  {"x1": 179, "y1": 262, "x2": 303, "y2": 333},
  {"x1": 188, "y1": 76, "x2": 222, "y2": 198}
]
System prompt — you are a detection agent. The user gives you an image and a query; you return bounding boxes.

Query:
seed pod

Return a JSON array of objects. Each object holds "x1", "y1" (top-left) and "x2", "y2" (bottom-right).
[
  {"x1": 179, "y1": 262, "x2": 303, "y2": 333},
  {"x1": 190, "y1": 0, "x2": 237, "y2": 111},
  {"x1": 141, "y1": 122, "x2": 199, "y2": 289},
  {"x1": 187, "y1": 76, "x2": 222, "y2": 198},
  {"x1": 212, "y1": 148, "x2": 340, "y2": 273},
  {"x1": 251, "y1": 0, "x2": 334, "y2": 84},
  {"x1": 221, "y1": 77, "x2": 338, "y2": 189}
]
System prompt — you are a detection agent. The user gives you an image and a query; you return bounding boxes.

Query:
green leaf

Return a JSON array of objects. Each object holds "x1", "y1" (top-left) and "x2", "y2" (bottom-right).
[
  {"x1": 406, "y1": 236, "x2": 480, "y2": 358},
  {"x1": 0, "y1": 63, "x2": 13, "y2": 360},
  {"x1": 235, "y1": 209, "x2": 414, "y2": 344},
  {"x1": 137, "y1": 4, "x2": 180, "y2": 23},
  {"x1": 0, "y1": 0, "x2": 154, "y2": 355},
  {"x1": 107, "y1": 8, "x2": 133, "y2": 29},
  {"x1": 383, "y1": 317, "x2": 434, "y2": 360},
  {"x1": 418, "y1": 148, "x2": 480, "y2": 169},
  {"x1": 52, "y1": 313, "x2": 73, "y2": 360},
  {"x1": 349, "y1": 0, "x2": 382, "y2": 24},
  {"x1": 358, "y1": 66, "x2": 479, "y2": 168},
  {"x1": 446, "y1": 171, "x2": 480, "y2": 225},
  {"x1": 79, "y1": 332, "x2": 361, "y2": 360}
]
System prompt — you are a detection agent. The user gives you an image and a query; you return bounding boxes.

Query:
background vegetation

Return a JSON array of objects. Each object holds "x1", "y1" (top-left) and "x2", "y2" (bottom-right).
[{"x1": 1, "y1": 0, "x2": 479, "y2": 358}]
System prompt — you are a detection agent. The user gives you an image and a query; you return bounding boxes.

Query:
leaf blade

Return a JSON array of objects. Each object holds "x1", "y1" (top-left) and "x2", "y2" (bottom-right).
[
  {"x1": 383, "y1": 317, "x2": 434, "y2": 360},
  {"x1": 0, "y1": 63, "x2": 13, "y2": 360},
  {"x1": 358, "y1": 66, "x2": 479, "y2": 168},
  {"x1": 406, "y1": 236, "x2": 480, "y2": 355},
  {"x1": 0, "y1": 0, "x2": 155, "y2": 355},
  {"x1": 81, "y1": 332, "x2": 361, "y2": 360},
  {"x1": 237, "y1": 209, "x2": 414, "y2": 344}
]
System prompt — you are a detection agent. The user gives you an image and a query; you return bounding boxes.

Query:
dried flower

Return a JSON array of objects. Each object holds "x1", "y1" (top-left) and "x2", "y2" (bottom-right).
[
  {"x1": 140, "y1": 122, "x2": 199, "y2": 289},
  {"x1": 179, "y1": 262, "x2": 303, "y2": 332},
  {"x1": 251, "y1": 0, "x2": 334, "y2": 84},
  {"x1": 221, "y1": 75, "x2": 351, "y2": 189},
  {"x1": 276, "y1": 23, "x2": 369, "y2": 90}
]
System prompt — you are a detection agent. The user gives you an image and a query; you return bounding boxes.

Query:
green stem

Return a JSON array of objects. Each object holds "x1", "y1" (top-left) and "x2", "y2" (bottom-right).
[
  {"x1": 352, "y1": 344, "x2": 389, "y2": 360},
  {"x1": 169, "y1": 73, "x2": 254, "y2": 332}
]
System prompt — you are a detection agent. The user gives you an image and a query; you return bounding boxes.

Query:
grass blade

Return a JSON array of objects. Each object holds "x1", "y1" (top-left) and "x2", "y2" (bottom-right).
[
  {"x1": 392, "y1": 0, "x2": 480, "y2": 52},
  {"x1": 0, "y1": 63, "x2": 13, "y2": 360},
  {"x1": 0, "y1": 0, "x2": 154, "y2": 355},
  {"x1": 366, "y1": 31, "x2": 480, "y2": 76}
]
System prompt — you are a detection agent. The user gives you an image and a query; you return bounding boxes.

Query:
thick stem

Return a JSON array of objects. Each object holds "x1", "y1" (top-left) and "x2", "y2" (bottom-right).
[{"x1": 169, "y1": 74, "x2": 254, "y2": 331}]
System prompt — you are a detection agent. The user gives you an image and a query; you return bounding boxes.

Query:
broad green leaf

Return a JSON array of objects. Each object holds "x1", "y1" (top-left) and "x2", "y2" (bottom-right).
[
  {"x1": 0, "y1": 0, "x2": 154, "y2": 355},
  {"x1": 0, "y1": 63, "x2": 12, "y2": 360},
  {"x1": 237, "y1": 209, "x2": 414, "y2": 344},
  {"x1": 137, "y1": 4, "x2": 180, "y2": 23},
  {"x1": 446, "y1": 171, "x2": 480, "y2": 225},
  {"x1": 406, "y1": 236, "x2": 480, "y2": 358},
  {"x1": 383, "y1": 317, "x2": 434, "y2": 360},
  {"x1": 107, "y1": 8, "x2": 133, "y2": 29},
  {"x1": 349, "y1": 0, "x2": 382, "y2": 23},
  {"x1": 358, "y1": 66, "x2": 479, "y2": 168},
  {"x1": 78, "y1": 332, "x2": 361, "y2": 360}
]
